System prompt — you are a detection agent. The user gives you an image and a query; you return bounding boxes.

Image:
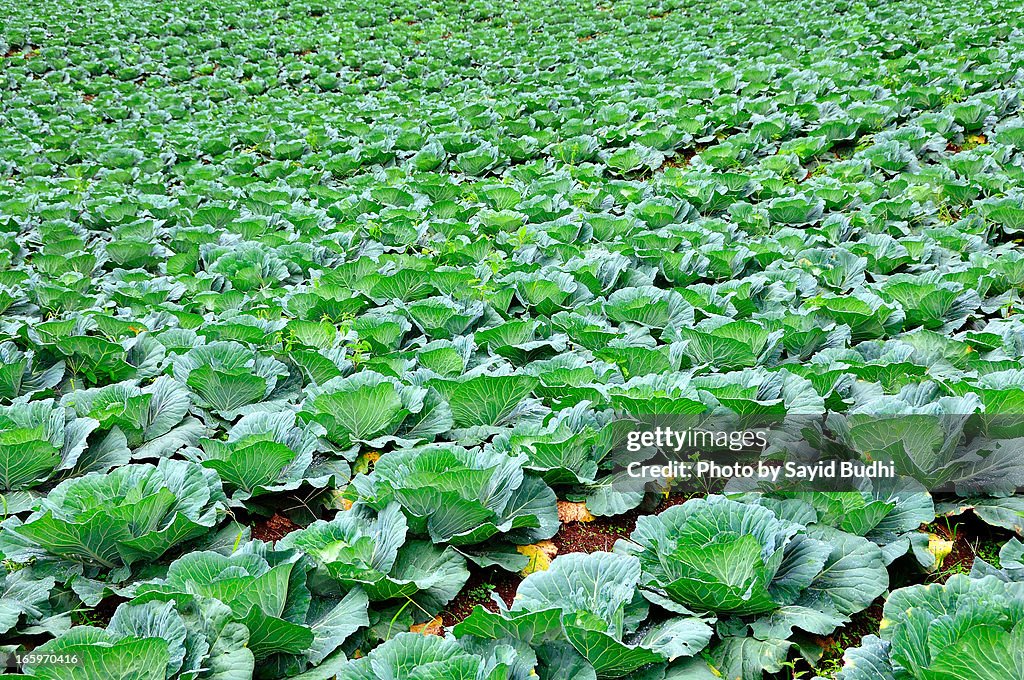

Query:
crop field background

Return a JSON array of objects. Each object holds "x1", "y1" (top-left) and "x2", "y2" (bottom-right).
[{"x1": 2, "y1": 0, "x2": 1024, "y2": 678}]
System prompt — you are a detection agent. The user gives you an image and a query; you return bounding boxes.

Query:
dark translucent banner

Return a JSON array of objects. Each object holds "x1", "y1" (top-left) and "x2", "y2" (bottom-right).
[{"x1": 603, "y1": 413, "x2": 1024, "y2": 495}]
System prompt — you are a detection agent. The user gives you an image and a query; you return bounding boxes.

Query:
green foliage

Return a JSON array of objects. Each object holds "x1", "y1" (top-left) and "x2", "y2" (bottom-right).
[{"x1": 2, "y1": 0, "x2": 1024, "y2": 677}]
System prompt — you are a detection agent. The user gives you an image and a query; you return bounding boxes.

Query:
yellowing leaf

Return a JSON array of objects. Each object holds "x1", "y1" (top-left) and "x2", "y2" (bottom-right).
[
  {"x1": 410, "y1": 616, "x2": 443, "y2": 636},
  {"x1": 927, "y1": 533, "x2": 954, "y2": 566},
  {"x1": 517, "y1": 540, "x2": 558, "y2": 576},
  {"x1": 557, "y1": 500, "x2": 595, "y2": 523},
  {"x1": 323, "y1": 490, "x2": 353, "y2": 511},
  {"x1": 353, "y1": 451, "x2": 382, "y2": 475}
]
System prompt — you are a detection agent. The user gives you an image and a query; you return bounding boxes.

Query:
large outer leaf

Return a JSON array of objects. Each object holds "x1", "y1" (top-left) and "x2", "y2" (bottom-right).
[
  {"x1": 455, "y1": 606, "x2": 565, "y2": 644},
  {"x1": 300, "y1": 372, "x2": 424, "y2": 447},
  {"x1": 514, "y1": 551, "x2": 640, "y2": 622},
  {"x1": 54, "y1": 336, "x2": 135, "y2": 385},
  {"x1": 926, "y1": 624, "x2": 1024, "y2": 680},
  {"x1": 833, "y1": 635, "x2": 896, "y2": 680},
  {"x1": 0, "y1": 568, "x2": 62, "y2": 637},
  {"x1": 536, "y1": 641, "x2": 599, "y2": 680},
  {"x1": 23, "y1": 630, "x2": 169, "y2": 680},
  {"x1": 107, "y1": 601, "x2": 189, "y2": 678},
  {"x1": 562, "y1": 611, "x2": 664, "y2": 678},
  {"x1": 0, "y1": 429, "x2": 60, "y2": 491},
  {"x1": 241, "y1": 606, "x2": 314, "y2": 661},
  {"x1": 0, "y1": 400, "x2": 100, "y2": 485},
  {"x1": 640, "y1": 616, "x2": 714, "y2": 661},
  {"x1": 795, "y1": 526, "x2": 888, "y2": 620},
  {"x1": 937, "y1": 496, "x2": 1024, "y2": 534},
  {"x1": 305, "y1": 588, "x2": 369, "y2": 665},
  {"x1": 705, "y1": 636, "x2": 791, "y2": 680},
  {"x1": 14, "y1": 510, "x2": 131, "y2": 567},
  {"x1": 435, "y1": 375, "x2": 539, "y2": 428},
  {"x1": 131, "y1": 548, "x2": 326, "y2": 664},
  {"x1": 187, "y1": 366, "x2": 268, "y2": 413},
  {"x1": 336, "y1": 633, "x2": 489, "y2": 680},
  {"x1": 199, "y1": 439, "x2": 297, "y2": 497}
]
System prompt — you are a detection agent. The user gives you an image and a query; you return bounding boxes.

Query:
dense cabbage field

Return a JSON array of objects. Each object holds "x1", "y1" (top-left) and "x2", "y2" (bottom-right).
[{"x1": 2, "y1": 0, "x2": 1024, "y2": 677}]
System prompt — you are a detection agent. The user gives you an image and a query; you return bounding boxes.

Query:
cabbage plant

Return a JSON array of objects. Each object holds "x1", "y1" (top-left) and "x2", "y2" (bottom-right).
[
  {"x1": 455, "y1": 551, "x2": 714, "y2": 678},
  {"x1": 181, "y1": 411, "x2": 346, "y2": 504},
  {"x1": 0, "y1": 566, "x2": 72, "y2": 639},
  {"x1": 337, "y1": 632, "x2": 529, "y2": 680},
  {"x1": 19, "y1": 545, "x2": 368, "y2": 679},
  {"x1": 348, "y1": 443, "x2": 558, "y2": 556},
  {"x1": 8, "y1": 459, "x2": 227, "y2": 574},
  {"x1": 296, "y1": 371, "x2": 430, "y2": 449},
  {"x1": 616, "y1": 495, "x2": 888, "y2": 677},
  {"x1": 0, "y1": 342, "x2": 64, "y2": 402},
  {"x1": 169, "y1": 341, "x2": 288, "y2": 419},
  {"x1": 279, "y1": 503, "x2": 468, "y2": 615},
  {"x1": 60, "y1": 376, "x2": 201, "y2": 458},
  {"x1": 0, "y1": 399, "x2": 127, "y2": 515},
  {"x1": 833, "y1": 574, "x2": 1024, "y2": 680}
]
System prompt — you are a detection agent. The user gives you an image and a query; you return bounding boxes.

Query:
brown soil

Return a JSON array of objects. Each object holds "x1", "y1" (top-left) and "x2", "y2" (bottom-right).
[
  {"x1": 442, "y1": 568, "x2": 522, "y2": 627},
  {"x1": 553, "y1": 513, "x2": 636, "y2": 554},
  {"x1": 815, "y1": 598, "x2": 885, "y2": 667},
  {"x1": 924, "y1": 522, "x2": 980, "y2": 584},
  {"x1": 3, "y1": 46, "x2": 39, "y2": 59},
  {"x1": 93, "y1": 594, "x2": 125, "y2": 626},
  {"x1": 251, "y1": 513, "x2": 300, "y2": 542},
  {"x1": 442, "y1": 491, "x2": 708, "y2": 627},
  {"x1": 660, "y1": 147, "x2": 699, "y2": 170},
  {"x1": 493, "y1": 572, "x2": 520, "y2": 607},
  {"x1": 552, "y1": 491, "x2": 704, "y2": 555},
  {"x1": 918, "y1": 512, "x2": 1014, "y2": 585}
]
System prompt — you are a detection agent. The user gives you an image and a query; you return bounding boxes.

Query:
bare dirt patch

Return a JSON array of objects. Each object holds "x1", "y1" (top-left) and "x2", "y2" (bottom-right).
[{"x1": 251, "y1": 513, "x2": 301, "y2": 542}]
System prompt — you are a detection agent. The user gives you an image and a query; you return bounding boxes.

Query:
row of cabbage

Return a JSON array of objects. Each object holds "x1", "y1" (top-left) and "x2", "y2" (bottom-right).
[
  {"x1": 3, "y1": 0, "x2": 1024, "y2": 185},
  {"x1": 5, "y1": 488, "x2": 989, "y2": 680}
]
